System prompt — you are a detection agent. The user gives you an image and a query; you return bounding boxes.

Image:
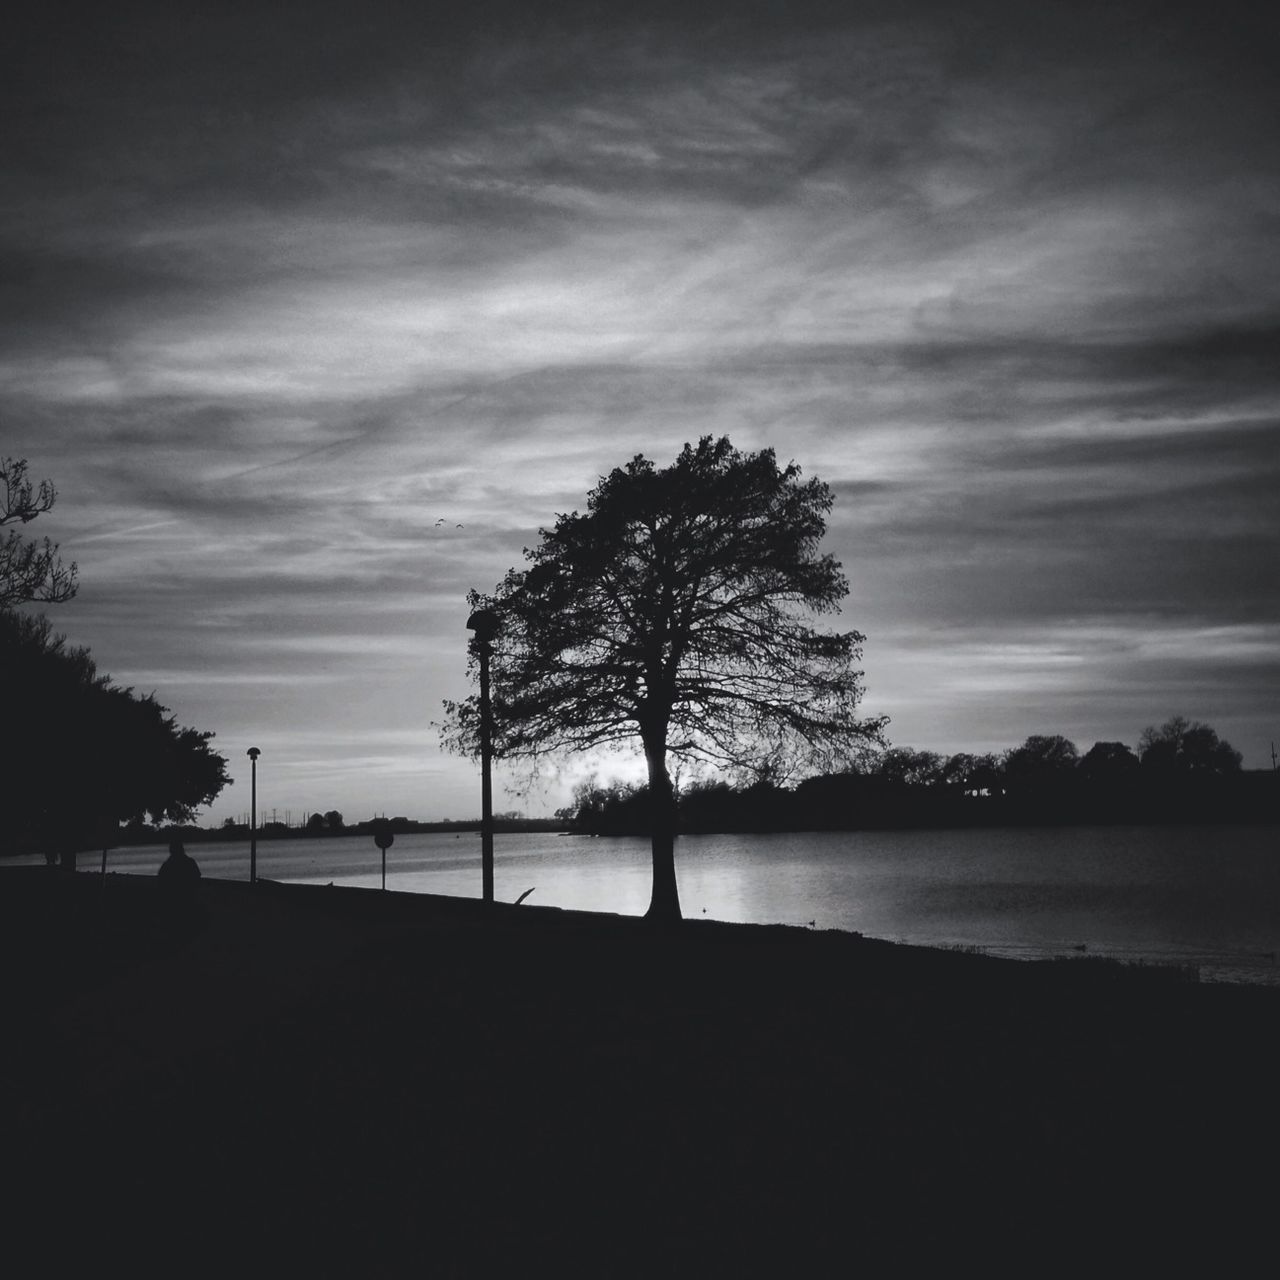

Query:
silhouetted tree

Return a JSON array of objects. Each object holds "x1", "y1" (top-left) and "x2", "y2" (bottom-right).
[
  {"x1": 566, "y1": 780, "x2": 651, "y2": 835},
  {"x1": 1004, "y1": 734, "x2": 1079, "y2": 782},
  {"x1": 791, "y1": 771, "x2": 865, "y2": 829},
  {"x1": 678, "y1": 775, "x2": 796, "y2": 833},
  {"x1": 943, "y1": 751, "x2": 1004, "y2": 795},
  {"x1": 1138, "y1": 716, "x2": 1242, "y2": 775},
  {"x1": 678, "y1": 779, "x2": 737, "y2": 832},
  {"x1": 1, "y1": 457, "x2": 78, "y2": 608},
  {"x1": 941, "y1": 753, "x2": 977, "y2": 787},
  {"x1": 323, "y1": 810, "x2": 345, "y2": 832},
  {"x1": 0, "y1": 610, "x2": 229, "y2": 859},
  {"x1": 442, "y1": 436, "x2": 886, "y2": 921},
  {"x1": 1079, "y1": 741, "x2": 1140, "y2": 782},
  {"x1": 876, "y1": 747, "x2": 947, "y2": 787},
  {"x1": 1001, "y1": 735, "x2": 1080, "y2": 817}
]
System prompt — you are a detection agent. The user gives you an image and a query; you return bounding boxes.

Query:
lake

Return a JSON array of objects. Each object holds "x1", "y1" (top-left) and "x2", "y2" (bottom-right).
[{"x1": 67, "y1": 823, "x2": 1280, "y2": 986}]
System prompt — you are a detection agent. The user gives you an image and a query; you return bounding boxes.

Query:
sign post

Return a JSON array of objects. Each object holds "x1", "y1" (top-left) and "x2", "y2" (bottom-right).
[{"x1": 373, "y1": 820, "x2": 394, "y2": 890}]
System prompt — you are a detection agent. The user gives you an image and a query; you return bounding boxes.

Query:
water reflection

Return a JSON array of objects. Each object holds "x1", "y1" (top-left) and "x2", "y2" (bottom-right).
[{"x1": 57, "y1": 824, "x2": 1280, "y2": 985}]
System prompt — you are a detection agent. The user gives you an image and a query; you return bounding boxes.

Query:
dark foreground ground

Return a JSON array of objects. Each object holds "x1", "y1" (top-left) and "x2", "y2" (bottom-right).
[{"x1": 3, "y1": 867, "x2": 1278, "y2": 1275}]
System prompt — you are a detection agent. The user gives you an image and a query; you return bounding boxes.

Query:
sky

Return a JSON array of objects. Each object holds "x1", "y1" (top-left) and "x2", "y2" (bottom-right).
[{"x1": 3, "y1": 0, "x2": 1277, "y2": 825}]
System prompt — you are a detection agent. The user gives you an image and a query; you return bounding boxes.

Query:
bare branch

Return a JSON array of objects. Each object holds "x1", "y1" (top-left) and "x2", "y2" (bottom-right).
[{"x1": 0, "y1": 457, "x2": 78, "y2": 607}]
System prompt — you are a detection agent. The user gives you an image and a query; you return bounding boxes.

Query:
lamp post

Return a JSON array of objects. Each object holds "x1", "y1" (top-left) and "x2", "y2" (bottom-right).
[
  {"x1": 247, "y1": 747, "x2": 261, "y2": 884},
  {"x1": 466, "y1": 607, "x2": 500, "y2": 903}
]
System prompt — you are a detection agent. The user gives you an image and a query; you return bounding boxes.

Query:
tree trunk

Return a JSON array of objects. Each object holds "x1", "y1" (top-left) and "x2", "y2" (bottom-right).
[{"x1": 643, "y1": 741, "x2": 682, "y2": 922}]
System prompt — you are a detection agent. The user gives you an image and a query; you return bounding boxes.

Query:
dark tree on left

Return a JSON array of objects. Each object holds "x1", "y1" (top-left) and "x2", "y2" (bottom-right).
[{"x1": 0, "y1": 610, "x2": 230, "y2": 859}]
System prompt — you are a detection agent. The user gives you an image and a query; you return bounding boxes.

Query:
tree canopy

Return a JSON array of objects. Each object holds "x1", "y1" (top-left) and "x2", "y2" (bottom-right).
[
  {"x1": 1079, "y1": 740, "x2": 1140, "y2": 781},
  {"x1": 1139, "y1": 715, "x2": 1243, "y2": 775},
  {"x1": 0, "y1": 609, "x2": 230, "y2": 858},
  {"x1": 1, "y1": 457, "x2": 78, "y2": 608},
  {"x1": 1003, "y1": 734, "x2": 1081, "y2": 787},
  {"x1": 442, "y1": 435, "x2": 885, "y2": 919}
]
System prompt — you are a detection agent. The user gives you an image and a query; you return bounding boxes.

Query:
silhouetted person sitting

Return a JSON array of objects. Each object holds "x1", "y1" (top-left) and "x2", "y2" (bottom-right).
[
  {"x1": 158, "y1": 837, "x2": 203, "y2": 927},
  {"x1": 159, "y1": 836, "x2": 201, "y2": 888}
]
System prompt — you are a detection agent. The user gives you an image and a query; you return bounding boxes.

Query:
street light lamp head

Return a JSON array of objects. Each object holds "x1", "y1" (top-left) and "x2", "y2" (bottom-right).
[
  {"x1": 247, "y1": 746, "x2": 261, "y2": 760},
  {"x1": 466, "y1": 608, "x2": 501, "y2": 646}
]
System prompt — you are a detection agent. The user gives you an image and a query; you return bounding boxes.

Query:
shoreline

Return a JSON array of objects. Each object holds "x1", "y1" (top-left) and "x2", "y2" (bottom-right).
[
  {"x1": 12, "y1": 821, "x2": 1278, "y2": 987},
  {"x1": 3, "y1": 867, "x2": 1278, "y2": 1269}
]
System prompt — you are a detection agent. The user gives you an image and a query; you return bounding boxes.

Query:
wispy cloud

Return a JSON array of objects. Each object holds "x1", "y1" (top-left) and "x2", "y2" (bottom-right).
[{"x1": 3, "y1": 1, "x2": 1277, "y2": 819}]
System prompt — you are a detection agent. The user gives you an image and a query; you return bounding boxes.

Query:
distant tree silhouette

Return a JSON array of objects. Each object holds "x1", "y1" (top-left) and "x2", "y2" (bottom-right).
[
  {"x1": 938, "y1": 751, "x2": 1002, "y2": 794},
  {"x1": 677, "y1": 779, "x2": 737, "y2": 833},
  {"x1": 1139, "y1": 716, "x2": 1242, "y2": 775},
  {"x1": 1, "y1": 457, "x2": 78, "y2": 608},
  {"x1": 1004, "y1": 734, "x2": 1079, "y2": 782},
  {"x1": 563, "y1": 778, "x2": 651, "y2": 835},
  {"x1": 1001, "y1": 735, "x2": 1080, "y2": 817},
  {"x1": 552, "y1": 719, "x2": 1267, "y2": 836},
  {"x1": 1079, "y1": 741, "x2": 1140, "y2": 782},
  {"x1": 442, "y1": 436, "x2": 886, "y2": 921},
  {"x1": 324, "y1": 810, "x2": 345, "y2": 832},
  {"x1": 941, "y1": 753, "x2": 978, "y2": 787},
  {"x1": 941, "y1": 752, "x2": 1004, "y2": 795},
  {"x1": 876, "y1": 747, "x2": 947, "y2": 787},
  {"x1": 0, "y1": 610, "x2": 229, "y2": 860}
]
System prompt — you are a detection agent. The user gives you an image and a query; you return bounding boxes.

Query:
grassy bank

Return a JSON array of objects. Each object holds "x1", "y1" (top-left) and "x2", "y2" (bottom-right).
[{"x1": 2, "y1": 867, "x2": 1277, "y2": 1273}]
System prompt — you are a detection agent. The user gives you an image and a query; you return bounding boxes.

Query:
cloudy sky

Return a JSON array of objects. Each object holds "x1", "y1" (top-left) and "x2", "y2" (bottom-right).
[{"x1": 4, "y1": 0, "x2": 1277, "y2": 824}]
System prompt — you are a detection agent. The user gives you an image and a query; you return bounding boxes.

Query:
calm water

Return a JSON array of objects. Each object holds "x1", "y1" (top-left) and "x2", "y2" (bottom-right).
[{"x1": 60, "y1": 824, "x2": 1280, "y2": 986}]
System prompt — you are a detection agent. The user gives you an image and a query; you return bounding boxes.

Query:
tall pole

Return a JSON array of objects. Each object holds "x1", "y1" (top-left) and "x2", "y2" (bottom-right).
[
  {"x1": 467, "y1": 606, "x2": 500, "y2": 905},
  {"x1": 247, "y1": 747, "x2": 260, "y2": 885},
  {"x1": 478, "y1": 639, "x2": 494, "y2": 903}
]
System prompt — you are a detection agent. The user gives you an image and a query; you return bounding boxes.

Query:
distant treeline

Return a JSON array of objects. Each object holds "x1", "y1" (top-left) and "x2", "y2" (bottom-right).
[
  {"x1": 40, "y1": 716, "x2": 1278, "y2": 851},
  {"x1": 561, "y1": 719, "x2": 1278, "y2": 836}
]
